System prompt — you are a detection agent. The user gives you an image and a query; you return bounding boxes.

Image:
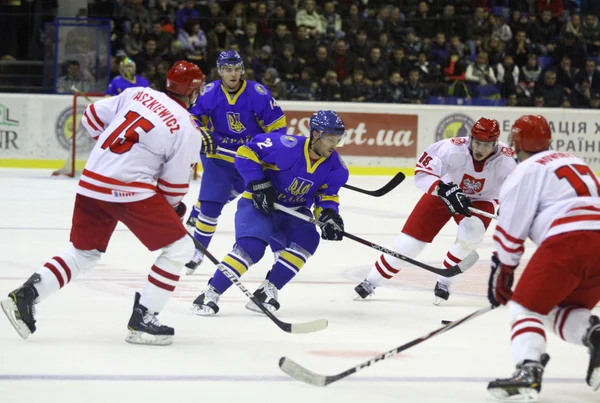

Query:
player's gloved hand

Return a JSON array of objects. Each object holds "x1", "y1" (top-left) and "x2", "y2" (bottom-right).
[
  {"x1": 249, "y1": 178, "x2": 276, "y2": 214},
  {"x1": 318, "y1": 208, "x2": 344, "y2": 241},
  {"x1": 488, "y1": 252, "x2": 517, "y2": 307},
  {"x1": 436, "y1": 182, "x2": 473, "y2": 217},
  {"x1": 199, "y1": 128, "x2": 216, "y2": 155},
  {"x1": 174, "y1": 202, "x2": 187, "y2": 222}
]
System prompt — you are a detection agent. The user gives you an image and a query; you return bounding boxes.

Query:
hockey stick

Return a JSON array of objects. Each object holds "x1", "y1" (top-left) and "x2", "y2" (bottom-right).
[
  {"x1": 216, "y1": 147, "x2": 406, "y2": 197},
  {"x1": 279, "y1": 305, "x2": 495, "y2": 386},
  {"x1": 71, "y1": 85, "x2": 94, "y2": 102},
  {"x1": 274, "y1": 203, "x2": 478, "y2": 277},
  {"x1": 185, "y1": 233, "x2": 328, "y2": 334},
  {"x1": 469, "y1": 207, "x2": 498, "y2": 220}
]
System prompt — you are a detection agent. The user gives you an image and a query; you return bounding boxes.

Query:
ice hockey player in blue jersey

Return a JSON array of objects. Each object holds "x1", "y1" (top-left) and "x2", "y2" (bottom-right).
[
  {"x1": 190, "y1": 110, "x2": 348, "y2": 315},
  {"x1": 105, "y1": 57, "x2": 150, "y2": 96},
  {"x1": 185, "y1": 50, "x2": 287, "y2": 273}
]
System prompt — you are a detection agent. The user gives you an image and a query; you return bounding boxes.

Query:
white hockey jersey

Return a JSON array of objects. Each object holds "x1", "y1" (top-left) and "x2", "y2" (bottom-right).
[
  {"x1": 414, "y1": 137, "x2": 517, "y2": 202},
  {"x1": 79, "y1": 87, "x2": 204, "y2": 206},
  {"x1": 494, "y1": 151, "x2": 600, "y2": 267}
]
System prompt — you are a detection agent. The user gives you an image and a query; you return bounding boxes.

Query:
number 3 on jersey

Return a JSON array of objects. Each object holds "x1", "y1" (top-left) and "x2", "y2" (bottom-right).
[
  {"x1": 101, "y1": 110, "x2": 154, "y2": 154},
  {"x1": 555, "y1": 164, "x2": 600, "y2": 197}
]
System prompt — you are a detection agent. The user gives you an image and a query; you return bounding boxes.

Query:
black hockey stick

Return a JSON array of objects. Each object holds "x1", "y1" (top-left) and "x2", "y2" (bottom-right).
[
  {"x1": 279, "y1": 305, "x2": 494, "y2": 386},
  {"x1": 186, "y1": 233, "x2": 328, "y2": 334},
  {"x1": 275, "y1": 204, "x2": 479, "y2": 277},
  {"x1": 216, "y1": 147, "x2": 405, "y2": 197}
]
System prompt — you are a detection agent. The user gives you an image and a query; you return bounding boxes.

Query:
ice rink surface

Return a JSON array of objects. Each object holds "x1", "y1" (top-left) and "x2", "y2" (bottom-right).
[{"x1": 0, "y1": 169, "x2": 597, "y2": 403}]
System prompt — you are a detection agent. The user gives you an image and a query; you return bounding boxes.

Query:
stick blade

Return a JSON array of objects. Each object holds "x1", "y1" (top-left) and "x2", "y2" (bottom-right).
[
  {"x1": 457, "y1": 251, "x2": 479, "y2": 272},
  {"x1": 289, "y1": 319, "x2": 328, "y2": 334},
  {"x1": 279, "y1": 357, "x2": 327, "y2": 387}
]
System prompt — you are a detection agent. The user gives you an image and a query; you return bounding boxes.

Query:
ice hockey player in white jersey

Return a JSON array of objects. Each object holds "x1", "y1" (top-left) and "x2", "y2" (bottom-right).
[
  {"x1": 354, "y1": 117, "x2": 517, "y2": 304},
  {"x1": 0, "y1": 61, "x2": 215, "y2": 346},
  {"x1": 487, "y1": 115, "x2": 600, "y2": 402}
]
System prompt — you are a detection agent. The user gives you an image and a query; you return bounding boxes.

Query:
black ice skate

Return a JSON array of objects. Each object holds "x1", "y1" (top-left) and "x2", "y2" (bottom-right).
[
  {"x1": 125, "y1": 292, "x2": 174, "y2": 346},
  {"x1": 354, "y1": 279, "x2": 376, "y2": 300},
  {"x1": 487, "y1": 353, "x2": 550, "y2": 402},
  {"x1": 190, "y1": 284, "x2": 220, "y2": 315},
  {"x1": 1, "y1": 274, "x2": 40, "y2": 339},
  {"x1": 433, "y1": 281, "x2": 450, "y2": 306},
  {"x1": 584, "y1": 315, "x2": 600, "y2": 390},
  {"x1": 246, "y1": 280, "x2": 280, "y2": 313},
  {"x1": 185, "y1": 215, "x2": 197, "y2": 230},
  {"x1": 184, "y1": 249, "x2": 204, "y2": 275}
]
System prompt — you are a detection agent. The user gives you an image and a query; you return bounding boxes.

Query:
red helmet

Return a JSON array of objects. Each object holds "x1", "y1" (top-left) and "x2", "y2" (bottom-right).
[
  {"x1": 511, "y1": 115, "x2": 551, "y2": 152},
  {"x1": 471, "y1": 117, "x2": 500, "y2": 142},
  {"x1": 166, "y1": 61, "x2": 205, "y2": 96}
]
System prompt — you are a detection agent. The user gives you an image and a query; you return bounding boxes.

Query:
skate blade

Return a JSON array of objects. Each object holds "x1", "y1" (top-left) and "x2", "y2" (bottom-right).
[
  {"x1": 189, "y1": 304, "x2": 217, "y2": 316},
  {"x1": 245, "y1": 300, "x2": 277, "y2": 314},
  {"x1": 1, "y1": 298, "x2": 31, "y2": 339},
  {"x1": 185, "y1": 267, "x2": 197, "y2": 275},
  {"x1": 589, "y1": 366, "x2": 600, "y2": 391},
  {"x1": 353, "y1": 290, "x2": 373, "y2": 301},
  {"x1": 487, "y1": 387, "x2": 539, "y2": 402},
  {"x1": 125, "y1": 330, "x2": 173, "y2": 346},
  {"x1": 433, "y1": 297, "x2": 446, "y2": 306}
]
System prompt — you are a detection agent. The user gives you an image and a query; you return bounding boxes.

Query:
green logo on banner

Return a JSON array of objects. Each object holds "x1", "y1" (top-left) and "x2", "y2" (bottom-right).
[{"x1": 0, "y1": 104, "x2": 19, "y2": 126}]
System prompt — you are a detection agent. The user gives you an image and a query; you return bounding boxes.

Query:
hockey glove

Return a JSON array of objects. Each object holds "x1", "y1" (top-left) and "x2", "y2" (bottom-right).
[
  {"x1": 249, "y1": 178, "x2": 276, "y2": 214},
  {"x1": 199, "y1": 128, "x2": 216, "y2": 155},
  {"x1": 488, "y1": 252, "x2": 517, "y2": 307},
  {"x1": 174, "y1": 202, "x2": 187, "y2": 221},
  {"x1": 318, "y1": 208, "x2": 344, "y2": 241},
  {"x1": 436, "y1": 182, "x2": 473, "y2": 217}
]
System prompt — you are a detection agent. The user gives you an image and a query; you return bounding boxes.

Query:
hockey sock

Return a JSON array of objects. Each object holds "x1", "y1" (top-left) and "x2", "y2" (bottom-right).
[
  {"x1": 34, "y1": 246, "x2": 101, "y2": 302},
  {"x1": 140, "y1": 236, "x2": 192, "y2": 312},
  {"x1": 190, "y1": 200, "x2": 201, "y2": 220},
  {"x1": 193, "y1": 201, "x2": 224, "y2": 249},
  {"x1": 548, "y1": 306, "x2": 591, "y2": 346},
  {"x1": 267, "y1": 244, "x2": 313, "y2": 290},
  {"x1": 508, "y1": 301, "x2": 548, "y2": 365},
  {"x1": 209, "y1": 238, "x2": 266, "y2": 294},
  {"x1": 365, "y1": 233, "x2": 426, "y2": 287},
  {"x1": 436, "y1": 243, "x2": 473, "y2": 289}
]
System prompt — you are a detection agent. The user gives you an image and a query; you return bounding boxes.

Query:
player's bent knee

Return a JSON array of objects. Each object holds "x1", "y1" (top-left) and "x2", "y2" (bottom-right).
[
  {"x1": 456, "y1": 216, "x2": 485, "y2": 250},
  {"x1": 236, "y1": 237, "x2": 268, "y2": 264},
  {"x1": 507, "y1": 301, "x2": 544, "y2": 323},
  {"x1": 69, "y1": 246, "x2": 102, "y2": 274},
  {"x1": 394, "y1": 233, "x2": 427, "y2": 258},
  {"x1": 161, "y1": 236, "x2": 196, "y2": 267}
]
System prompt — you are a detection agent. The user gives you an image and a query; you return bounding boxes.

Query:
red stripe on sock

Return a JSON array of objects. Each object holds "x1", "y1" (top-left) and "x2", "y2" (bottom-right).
[
  {"x1": 512, "y1": 327, "x2": 546, "y2": 341},
  {"x1": 380, "y1": 255, "x2": 400, "y2": 274},
  {"x1": 446, "y1": 252, "x2": 461, "y2": 264},
  {"x1": 559, "y1": 306, "x2": 577, "y2": 341},
  {"x1": 512, "y1": 317, "x2": 543, "y2": 329},
  {"x1": 148, "y1": 274, "x2": 176, "y2": 292},
  {"x1": 375, "y1": 261, "x2": 392, "y2": 279},
  {"x1": 53, "y1": 256, "x2": 72, "y2": 284},
  {"x1": 443, "y1": 260, "x2": 453, "y2": 269},
  {"x1": 151, "y1": 265, "x2": 180, "y2": 281},
  {"x1": 44, "y1": 262, "x2": 64, "y2": 288}
]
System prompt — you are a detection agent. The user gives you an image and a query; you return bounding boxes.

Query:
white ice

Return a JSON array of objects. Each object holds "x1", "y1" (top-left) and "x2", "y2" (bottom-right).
[{"x1": 0, "y1": 169, "x2": 597, "y2": 403}]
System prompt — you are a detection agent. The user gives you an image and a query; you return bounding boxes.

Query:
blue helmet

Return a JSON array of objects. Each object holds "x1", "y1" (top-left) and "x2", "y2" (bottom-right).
[
  {"x1": 309, "y1": 110, "x2": 346, "y2": 136},
  {"x1": 217, "y1": 50, "x2": 244, "y2": 73}
]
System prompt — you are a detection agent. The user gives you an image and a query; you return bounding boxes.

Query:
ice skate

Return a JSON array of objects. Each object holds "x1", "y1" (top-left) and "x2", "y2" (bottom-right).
[
  {"x1": 125, "y1": 292, "x2": 174, "y2": 346},
  {"x1": 246, "y1": 280, "x2": 280, "y2": 313},
  {"x1": 185, "y1": 215, "x2": 197, "y2": 231},
  {"x1": 487, "y1": 354, "x2": 550, "y2": 402},
  {"x1": 184, "y1": 249, "x2": 204, "y2": 275},
  {"x1": 584, "y1": 315, "x2": 600, "y2": 390},
  {"x1": 433, "y1": 281, "x2": 450, "y2": 306},
  {"x1": 354, "y1": 279, "x2": 376, "y2": 300},
  {"x1": 190, "y1": 285, "x2": 220, "y2": 315},
  {"x1": 1, "y1": 274, "x2": 40, "y2": 339}
]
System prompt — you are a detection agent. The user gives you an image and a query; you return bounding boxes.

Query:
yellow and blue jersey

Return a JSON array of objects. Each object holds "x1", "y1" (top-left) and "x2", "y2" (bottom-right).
[
  {"x1": 235, "y1": 133, "x2": 349, "y2": 215},
  {"x1": 105, "y1": 75, "x2": 150, "y2": 96},
  {"x1": 190, "y1": 79, "x2": 287, "y2": 163}
]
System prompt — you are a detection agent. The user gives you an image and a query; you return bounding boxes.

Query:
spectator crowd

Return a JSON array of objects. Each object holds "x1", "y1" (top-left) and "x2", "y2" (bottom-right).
[{"x1": 5, "y1": 0, "x2": 600, "y2": 108}]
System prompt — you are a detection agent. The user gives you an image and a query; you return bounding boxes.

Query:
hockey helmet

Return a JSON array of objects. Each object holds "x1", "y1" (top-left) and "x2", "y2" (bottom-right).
[
  {"x1": 166, "y1": 61, "x2": 205, "y2": 97},
  {"x1": 119, "y1": 57, "x2": 136, "y2": 79},
  {"x1": 471, "y1": 117, "x2": 500, "y2": 142},
  {"x1": 309, "y1": 110, "x2": 346, "y2": 136},
  {"x1": 511, "y1": 115, "x2": 551, "y2": 152},
  {"x1": 217, "y1": 50, "x2": 244, "y2": 74}
]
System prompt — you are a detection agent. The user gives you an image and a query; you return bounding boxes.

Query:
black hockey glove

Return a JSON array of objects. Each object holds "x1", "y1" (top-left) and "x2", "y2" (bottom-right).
[
  {"x1": 174, "y1": 202, "x2": 187, "y2": 221},
  {"x1": 249, "y1": 178, "x2": 276, "y2": 214},
  {"x1": 436, "y1": 182, "x2": 473, "y2": 217},
  {"x1": 318, "y1": 208, "x2": 344, "y2": 241},
  {"x1": 199, "y1": 128, "x2": 216, "y2": 155},
  {"x1": 488, "y1": 252, "x2": 516, "y2": 307}
]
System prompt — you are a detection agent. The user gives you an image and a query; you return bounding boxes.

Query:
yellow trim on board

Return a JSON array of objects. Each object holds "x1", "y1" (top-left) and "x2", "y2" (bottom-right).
[{"x1": 3, "y1": 161, "x2": 598, "y2": 177}]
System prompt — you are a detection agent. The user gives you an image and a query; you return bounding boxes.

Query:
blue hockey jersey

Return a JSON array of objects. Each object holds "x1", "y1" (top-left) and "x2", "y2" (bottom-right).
[
  {"x1": 235, "y1": 133, "x2": 348, "y2": 214},
  {"x1": 190, "y1": 79, "x2": 287, "y2": 163},
  {"x1": 105, "y1": 75, "x2": 150, "y2": 96}
]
